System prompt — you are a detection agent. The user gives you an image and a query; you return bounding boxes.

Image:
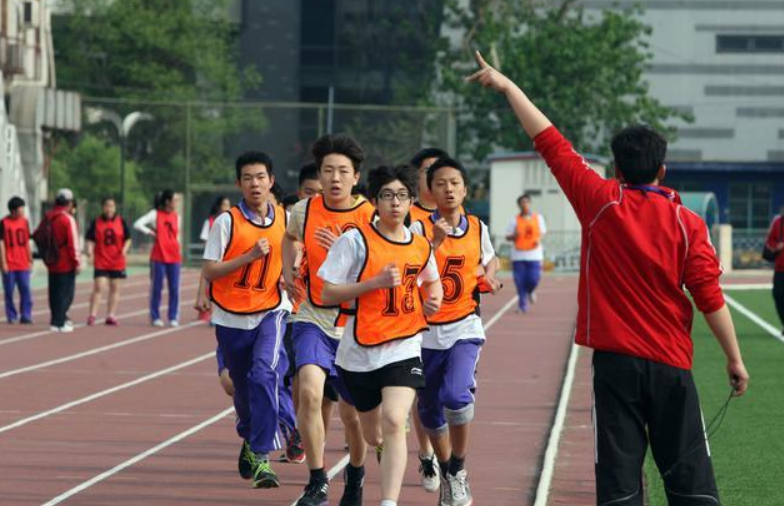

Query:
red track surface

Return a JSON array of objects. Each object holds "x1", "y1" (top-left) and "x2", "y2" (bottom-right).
[{"x1": 0, "y1": 271, "x2": 581, "y2": 506}]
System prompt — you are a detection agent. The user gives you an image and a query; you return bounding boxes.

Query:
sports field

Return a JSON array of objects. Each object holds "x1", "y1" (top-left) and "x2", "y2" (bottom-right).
[{"x1": 645, "y1": 286, "x2": 784, "y2": 506}]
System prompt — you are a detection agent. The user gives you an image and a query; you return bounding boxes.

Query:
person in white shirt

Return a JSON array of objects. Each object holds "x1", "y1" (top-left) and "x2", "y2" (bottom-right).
[{"x1": 505, "y1": 193, "x2": 547, "y2": 313}]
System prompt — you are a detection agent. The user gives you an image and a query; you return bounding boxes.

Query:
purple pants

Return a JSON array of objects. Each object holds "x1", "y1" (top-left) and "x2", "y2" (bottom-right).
[
  {"x1": 150, "y1": 261, "x2": 180, "y2": 322},
  {"x1": 512, "y1": 260, "x2": 542, "y2": 312},
  {"x1": 292, "y1": 321, "x2": 354, "y2": 405},
  {"x1": 2, "y1": 270, "x2": 32, "y2": 322},
  {"x1": 216, "y1": 311, "x2": 288, "y2": 454},
  {"x1": 418, "y1": 339, "x2": 483, "y2": 434}
]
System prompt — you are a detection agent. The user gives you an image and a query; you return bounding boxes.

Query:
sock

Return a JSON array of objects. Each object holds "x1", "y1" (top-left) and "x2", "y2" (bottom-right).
[
  {"x1": 310, "y1": 467, "x2": 328, "y2": 483},
  {"x1": 254, "y1": 452, "x2": 269, "y2": 463},
  {"x1": 380, "y1": 500, "x2": 397, "y2": 506},
  {"x1": 449, "y1": 455, "x2": 465, "y2": 475},
  {"x1": 346, "y1": 463, "x2": 365, "y2": 482},
  {"x1": 439, "y1": 460, "x2": 449, "y2": 477}
]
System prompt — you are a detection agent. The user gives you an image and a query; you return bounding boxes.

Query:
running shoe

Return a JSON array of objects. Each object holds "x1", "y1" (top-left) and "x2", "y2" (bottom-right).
[
  {"x1": 87, "y1": 315, "x2": 96, "y2": 326},
  {"x1": 338, "y1": 467, "x2": 364, "y2": 506},
  {"x1": 251, "y1": 458, "x2": 280, "y2": 489},
  {"x1": 238, "y1": 440, "x2": 253, "y2": 479},
  {"x1": 169, "y1": 320, "x2": 180, "y2": 328},
  {"x1": 296, "y1": 480, "x2": 329, "y2": 506},
  {"x1": 105, "y1": 316, "x2": 119, "y2": 326},
  {"x1": 418, "y1": 453, "x2": 440, "y2": 493},
  {"x1": 286, "y1": 428, "x2": 306, "y2": 464},
  {"x1": 447, "y1": 469, "x2": 473, "y2": 506},
  {"x1": 439, "y1": 472, "x2": 451, "y2": 506},
  {"x1": 152, "y1": 319, "x2": 164, "y2": 327}
]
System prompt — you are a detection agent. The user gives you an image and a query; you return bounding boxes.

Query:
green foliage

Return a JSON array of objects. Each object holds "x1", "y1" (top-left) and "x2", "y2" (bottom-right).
[{"x1": 439, "y1": 0, "x2": 691, "y2": 160}]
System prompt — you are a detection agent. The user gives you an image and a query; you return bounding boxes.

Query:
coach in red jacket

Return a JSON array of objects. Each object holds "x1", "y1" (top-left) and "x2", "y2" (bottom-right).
[
  {"x1": 468, "y1": 52, "x2": 749, "y2": 506},
  {"x1": 46, "y1": 188, "x2": 81, "y2": 333}
]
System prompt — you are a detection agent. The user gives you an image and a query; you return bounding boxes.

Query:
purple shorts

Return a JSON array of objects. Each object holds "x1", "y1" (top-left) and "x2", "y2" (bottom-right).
[{"x1": 292, "y1": 321, "x2": 354, "y2": 405}]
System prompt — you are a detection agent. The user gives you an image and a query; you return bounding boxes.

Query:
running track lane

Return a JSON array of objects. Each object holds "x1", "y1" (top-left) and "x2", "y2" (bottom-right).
[{"x1": 0, "y1": 275, "x2": 579, "y2": 505}]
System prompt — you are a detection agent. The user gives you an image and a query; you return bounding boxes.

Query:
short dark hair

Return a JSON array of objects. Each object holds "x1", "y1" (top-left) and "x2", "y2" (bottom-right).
[
  {"x1": 312, "y1": 134, "x2": 364, "y2": 172},
  {"x1": 54, "y1": 196, "x2": 69, "y2": 207},
  {"x1": 352, "y1": 183, "x2": 369, "y2": 198},
  {"x1": 282, "y1": 194, "x2": 300, "y2": 209},
  {"x1": 610, "y1": 126, "x2": 667, "y2": 185},
  {"x1": 209, "y1": 195, "x2": 228, "y2": 216},
  {"x1": 8, "y1": 196, "x2": 25, "y2": 212},
  {"x1": 157, "y1": 189, "x2": 175, "y2": 210},
  {"x1": 271, "y1": 182, "x2": 285, "y2": 202},
  {"x1": 101, "y1": 196, "x2": 115, "y2": 206},
  {"x1": 410, "y1": 148, "x2": 449, "y2": 169},
  {"x1": 517, "y1": 194, "x2": 531, "y2": 206},
  {"x1": 368, "y1": 165, "x2": 416, "y2": 200},
  {"x1": 235, "y1": 151, "x2": 274, "y2": 181},
  {"x1": 426, "y1": 157, "x2": 468, "y2": 190},
  {"x1": 298, "y1": 163, "x2": 319, "y2": 187}
]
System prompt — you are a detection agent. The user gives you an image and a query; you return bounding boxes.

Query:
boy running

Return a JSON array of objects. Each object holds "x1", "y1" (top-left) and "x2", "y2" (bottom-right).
[
  {"x1": 505, "y1": 193, "x2": 546, "y2": 313},
  {"x1": 320, "y1": 165, "x2": 443, "y2": 506},
  {"x1": 468, "y1": 50, "x2": 749, "y2": 506},
  {"x1": 1, "y1": 197, "x2": 33, "y2": 324},
  {"x1": 282, "y1": 134, "x2": 375, "y2": 506},
  {"x1": 409, "y1": 148, "x2": 448, "y2": 223},
  {"x1": 411, "y1": 157, "x2": 502, "y2": 506},
  {"x1": 86, "y1": 197, "x2": 132, "y2": 325},
  {"x1": 202, "y1": 151, "x2": 288, "y2": 488}
]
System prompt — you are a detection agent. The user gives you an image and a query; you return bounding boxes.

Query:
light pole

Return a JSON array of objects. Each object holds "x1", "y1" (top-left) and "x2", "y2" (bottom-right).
[{"x1": 86, "y1": 108, "x2": 153, "y2": 211}]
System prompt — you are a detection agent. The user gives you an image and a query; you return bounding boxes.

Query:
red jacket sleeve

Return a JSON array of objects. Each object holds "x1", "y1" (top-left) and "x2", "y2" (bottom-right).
[
  {"x1": 765, "y1": 216, "x2": 782, "y2": 249},
  {"x1": 682, "y1": 209, "x2": 724, "y2": 313},
  {"x1": 533, "y1": 126, "x2": 619, "y2": 225},
  {"x1": 63, "y1": 215, "x2": 80, "y2": 267}
]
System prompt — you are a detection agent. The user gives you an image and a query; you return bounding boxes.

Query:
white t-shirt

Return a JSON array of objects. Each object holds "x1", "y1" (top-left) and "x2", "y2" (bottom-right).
[
  {"x1": 410, "y1": 218, "x2": 497, "y2": 350},
  {"x1": 203, "y1": 205, "x2": 288, "y2": 330},
  {"x1": 133, "y1": 209, "x2": 182, "y2": 236},
  {"x1": 506, "y1": 213, "x2": 547, "y2": 262},
  {"x1": 319, "y1": 226, "x2": 439, "y2": 372},
  {"x1": 199, "y1": 218, "x2": 211, "y2": 242}
]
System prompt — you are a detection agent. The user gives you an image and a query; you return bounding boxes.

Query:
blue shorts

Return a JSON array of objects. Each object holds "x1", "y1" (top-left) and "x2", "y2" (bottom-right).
[{"x1": 292, "y1": 321, "x2": 354, "y2": 405}]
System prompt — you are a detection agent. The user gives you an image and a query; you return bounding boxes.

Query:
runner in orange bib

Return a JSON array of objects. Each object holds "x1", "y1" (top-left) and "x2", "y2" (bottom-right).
[{"x1": 320, "y1": 165, "x2": 442, "y2": 506}]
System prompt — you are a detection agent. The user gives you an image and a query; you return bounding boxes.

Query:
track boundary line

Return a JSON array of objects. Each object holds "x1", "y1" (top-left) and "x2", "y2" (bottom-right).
[
  {"x1": 724, "y1": 293, "x2": 784, "y2": 345},
  {"x1": 0, "y1": 293, "x2": 199, "y2": 348},
  {"x1": 0, "y1": 352, "x2": 214, "y2": 435},
  {"x1": 0, "y1": 320, "x2": 203, "y2": 380},
  {"x1": 532, "y1": 333, "x2": 580, "y2": 506},
  {"x1": 38, "y1": 407, "x2": 235, "y2": 506},
  {"x1": 286, "y1": 294, "x2": 520, "y2": 506}
]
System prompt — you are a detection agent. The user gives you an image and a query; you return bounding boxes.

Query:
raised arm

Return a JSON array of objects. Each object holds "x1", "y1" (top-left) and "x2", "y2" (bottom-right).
[{"x1": 465, "y1": 50, "x2": 552, "y2": 139}]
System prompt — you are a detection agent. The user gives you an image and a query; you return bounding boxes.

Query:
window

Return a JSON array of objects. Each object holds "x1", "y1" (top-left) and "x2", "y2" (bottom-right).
[
  {"x1": 729, "y1": 182, "x2": 771, "y2": 229},
  {"x1": 23, "y1": 1, "x2": 33, "y2": 25},
  {"x1": 717, "y1": 35, "x2": 784, "y2": 53}
]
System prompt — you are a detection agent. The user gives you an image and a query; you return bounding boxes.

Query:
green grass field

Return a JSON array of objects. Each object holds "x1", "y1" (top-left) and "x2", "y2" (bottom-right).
[{"x1": 645, "y1": 288, "x2": 784, "y2": 506}]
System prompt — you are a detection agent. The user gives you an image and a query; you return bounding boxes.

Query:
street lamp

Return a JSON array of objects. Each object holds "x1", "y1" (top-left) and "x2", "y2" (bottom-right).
[{"x1": 86, "y1": 107, "x2": 154, "y2": 211}]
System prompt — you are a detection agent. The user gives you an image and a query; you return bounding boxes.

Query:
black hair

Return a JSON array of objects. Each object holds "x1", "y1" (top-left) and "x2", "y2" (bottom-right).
[
  {"x1": 54, "y1": 196, "x2": 69, "y2": 207},
  {"x1": 368, "y1": 165, "x2": 416, "y2": 200},
  {"x1": 312, "y1": 134, "x2": 364, "y2": 172},
  {"x1": 282, "y1": 194, "x2": 300, "y2": 209},
  {"x1": 209, "y1": 195, "x2": 228, "y2": 217},
  {"x1": 8, "y1": 196, "x2": 25, "y2": 212},
  {"x1": 101, "y1": 196, "x2": 115, "y2": 206},
  {"x1": 157, "y1": 189, "x2": 175, "y2": 210},
  {"x1": 271, "y1": 182, "x2": 285, "y2": 203},
  {"x1": 610, "y1": 125, "x2": 667, "y2": 185},
  {"x1": 298, "y1": 162, "x2": 319, "y2": 187},
  {"x1": 235, "y1": 151, "x2": 274, "y2": 181},
  {"x1": 410, "y1": 148, "x2": 449, "y2": 169},
  {"x1": 352, "y1": 183, "x2": 369, "y2": 198},
  {"x1": 517, "y1": 194, "x2": 532, "y2": 206},
  {"x1": 426, "y1": 157, "x2": 468, "y2": 190}
]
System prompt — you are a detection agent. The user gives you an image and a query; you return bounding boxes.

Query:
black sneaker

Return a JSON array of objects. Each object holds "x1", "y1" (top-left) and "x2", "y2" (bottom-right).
[
  {"x1": 296, "y1": 480, "x2": 329, "y2": 506},
  {"x1": 238, "y1": 440, "x2": 253, "y2": 480},
  {"x1": 19, "y1": 318, "x2": 33, "y2": 325},
  {"x1": 339, "y1": 466, "x2": 364, "y2": 506}
]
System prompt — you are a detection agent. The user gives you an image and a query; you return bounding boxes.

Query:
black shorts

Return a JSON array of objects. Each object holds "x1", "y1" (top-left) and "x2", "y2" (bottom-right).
[
  {"x1": 94, "y1": 269, "x2": 127, "y2": 279},
  {"x1": 338, "y1": 357, "x2": 425, "y2": 413}
]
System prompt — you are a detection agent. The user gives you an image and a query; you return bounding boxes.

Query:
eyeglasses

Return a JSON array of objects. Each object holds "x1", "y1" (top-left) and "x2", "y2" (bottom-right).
[{"x1": 378, "y1": 190, "x2": 412, "y2": 202}]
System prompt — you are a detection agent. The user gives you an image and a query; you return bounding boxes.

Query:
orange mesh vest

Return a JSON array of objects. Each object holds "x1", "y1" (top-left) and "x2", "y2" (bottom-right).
[
  {"x1": 419, "y1": 215, "x2": 482, "y2": 325},
  {"x1": 210, "y1": 205, "x2": 285, "y2": 314},
  {"x1": 514, "y1": 213, "x2": 541, "y2": 251},
  {"x1": 351, "y1": 223, "x2": 431, "y2": 347},
  {"x1": 303, "y1": 195, "x2": 375, "y2": 310},
  {"x1": 409, "y1": 201, "x2": 436, "y2": 224}
]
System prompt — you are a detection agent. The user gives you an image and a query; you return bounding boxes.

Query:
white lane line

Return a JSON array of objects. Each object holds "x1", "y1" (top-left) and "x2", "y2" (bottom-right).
[
  {"x1": 0, "y1": 287, "x2": 199, "y2": 348},
  {"x1": 0, "y1": 320, "x2": 203, "y2": 380},
  {"x1": 287, "y1": 294, "x2": 521, "y2": 506},
  {"x1": 0, "y1": 352, "x2": 213, "y2": 435},
  {"x1": 724, "y1": 293, "x2": 784, "y2": 345},
  {"x1": 532, "y1": 336, "x2": 579, "y2": 506},
  {"x1": 39, "y1": 407, "x2": 234, "y2": 506}
]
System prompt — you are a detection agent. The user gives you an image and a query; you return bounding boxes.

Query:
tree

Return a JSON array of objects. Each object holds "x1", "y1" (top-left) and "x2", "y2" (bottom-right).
[
  {"x1": 438, "y1": 0, "x2": 691, "y2": 161},
  {"x1": 51, "y1": 0, "x2": 262, "y2": 202}
]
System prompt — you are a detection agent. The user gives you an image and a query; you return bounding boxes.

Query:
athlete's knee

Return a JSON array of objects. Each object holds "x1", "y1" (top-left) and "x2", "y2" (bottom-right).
[{"x1": 381, "y1": 409, "x2": 407, "y2": 436}]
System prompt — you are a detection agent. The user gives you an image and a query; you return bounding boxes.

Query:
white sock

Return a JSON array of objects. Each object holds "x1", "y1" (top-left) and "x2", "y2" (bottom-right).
[{"x1": 380, "y1": 501, "x2": 396, "y2": 506}]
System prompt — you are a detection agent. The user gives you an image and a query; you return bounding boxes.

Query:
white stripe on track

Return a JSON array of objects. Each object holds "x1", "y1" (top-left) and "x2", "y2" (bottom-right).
[
  {"x1": 724, "y1": 293, "x2": 784, "y2": 345},
  {"x1": 39, "y1": 407, "x2": 235, "y2": 506},
  {"x1": 0, "y1": 352, "x2": 213, "y2": 435},
  {"x1": 532, "y1": 337, "x2": 580, "y2": 506},
  {"x1": 287, "y1": 294, "x2": 521, "y2": 506},
  {"x1": 0, "y1": 320, "x2": 203, "y2": 380}
]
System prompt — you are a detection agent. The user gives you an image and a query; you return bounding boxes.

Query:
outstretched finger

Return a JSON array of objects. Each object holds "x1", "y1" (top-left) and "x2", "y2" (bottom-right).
[
  {"x1": 465, "y1": 68, "x2": 488, "y2": 83},
  {"x1": 474, "y1": 49, "x2": 490, "y2": 69}
]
